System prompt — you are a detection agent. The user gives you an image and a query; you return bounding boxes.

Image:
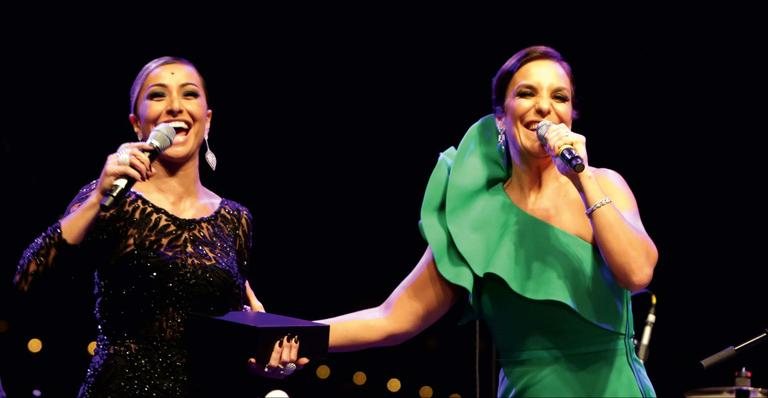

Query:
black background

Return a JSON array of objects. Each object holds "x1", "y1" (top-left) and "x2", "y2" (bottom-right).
[{"x1": 1, "y1": 5, "x2": 766, "y2": 397}]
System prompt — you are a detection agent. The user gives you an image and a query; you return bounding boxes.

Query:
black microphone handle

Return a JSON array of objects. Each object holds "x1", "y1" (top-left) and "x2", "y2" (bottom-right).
[
  {"x1": 536, "y1": 122, "x2": 585, "y2": 173},
  {"x1": 99, "y1": 146, "x2": 161, "y2": 210},
  {"x1": 699, "y1": 328, "x2": 768, "y2": 369},
  {"x1": 559, "y1": 146, "x2": 585, "y2": 173},
  {"x1": 700, "y1": 346, "x2": 736, "y2": 369}
]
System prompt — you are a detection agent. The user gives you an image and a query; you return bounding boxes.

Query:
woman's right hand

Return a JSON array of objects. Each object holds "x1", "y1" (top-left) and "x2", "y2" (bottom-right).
[
  {"x1": 93, "y1": 141, "x2": 156, "y2": 200},
  {"x1": 59, "y1": 140, "x2": 158, "y2": 244}
]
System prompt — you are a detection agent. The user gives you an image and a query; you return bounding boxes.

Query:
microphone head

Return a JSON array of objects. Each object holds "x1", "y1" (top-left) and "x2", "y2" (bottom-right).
[
  {"x1": 536, "y1": 120, "x2": 552, "y2": 144},
  {"x1": 146, "y1": 123, "x2": 177, "y2": 151}
]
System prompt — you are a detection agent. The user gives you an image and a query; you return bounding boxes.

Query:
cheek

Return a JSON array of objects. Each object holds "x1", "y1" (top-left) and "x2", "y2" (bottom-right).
[
  {"x1": 554, "y1": 103, "x2": 574, "y2": 120},
  {"x1": 192, "y1": 104, "x2": 208, "y2": 116},
  {"x1": 508, "y1": 99, "x2": 532, "y2": 116},
  {"x1": 137, "y1": 102, "x2": 164, "y2": 119}
]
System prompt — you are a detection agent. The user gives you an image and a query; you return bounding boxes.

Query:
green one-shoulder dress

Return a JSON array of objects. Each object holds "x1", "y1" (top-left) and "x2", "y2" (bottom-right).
[{"x1": 419, "y1": 115, "x2": 655, "y2": 397}]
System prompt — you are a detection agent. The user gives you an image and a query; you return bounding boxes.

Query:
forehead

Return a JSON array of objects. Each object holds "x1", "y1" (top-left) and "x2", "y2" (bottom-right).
[
  {"x1": 142, "y1": 63, "x2": 202, "y2": 89},
  {"x1": 510, "y1": 59, "x2": 572, "y2": 89}
]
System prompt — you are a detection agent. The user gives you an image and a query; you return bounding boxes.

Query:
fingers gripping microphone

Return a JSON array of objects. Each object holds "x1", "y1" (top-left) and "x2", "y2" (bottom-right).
[
  {"x1": 100, "y1": 123, "x2": 176, "y2": 210},
  {"x1": 536, "y1": 121, "x2": 585, "y2": 173}
]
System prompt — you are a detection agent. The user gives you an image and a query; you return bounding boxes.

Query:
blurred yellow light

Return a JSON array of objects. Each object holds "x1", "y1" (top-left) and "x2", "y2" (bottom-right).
[
  {"x1": 87, "y1": 341, "x2": 97, "y2": 355},
  {"x1": 315, "y1": 364, "x2": 331, "y2": 379},
  {"x1": 0, "y1": 319, "x2": 9, "y2": 333},
  {"x1": 419, "y1": 385, "x2": 434, "y2": 397},
  {"x1": 386, "y1": 378, "x2": 402, "y2": 392},
  {"x1": 352, "y1": 371, "x2": 367, "y2": 385},
  {"x1": 448, "y1": 394, "x2": 462, "y2": 398},
  {"x1": 27, "y1": 338, "x2": 43, "y2": 353}
]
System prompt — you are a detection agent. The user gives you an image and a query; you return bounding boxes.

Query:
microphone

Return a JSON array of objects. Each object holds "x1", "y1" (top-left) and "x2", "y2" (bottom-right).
[
  {"x1": 100, "y1": 123, "x2": 176, "y2": 210},
  {"x1": 536, "y1": 120, "x2": 585, "y2": 173},
  {"x1": 637, "y1": 294, "x2": 656, "y2": 363},
  {"x1": 700, "y1": 328, "x2": 768, "y2": 369}
]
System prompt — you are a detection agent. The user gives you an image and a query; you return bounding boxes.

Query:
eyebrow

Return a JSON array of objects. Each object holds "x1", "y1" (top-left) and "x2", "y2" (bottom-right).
[
  {"x1": 146, "y1": 82, "x2": 202, "y2": 90},
  {"x1": 514, "y1": 83, "x2": 570, "y2": 92},
  {"x1": 513, "y1": 83, "x2": 573, "y2": 97}
]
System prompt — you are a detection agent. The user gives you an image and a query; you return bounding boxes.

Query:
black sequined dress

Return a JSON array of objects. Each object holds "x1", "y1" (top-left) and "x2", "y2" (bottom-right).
[{"x1": 15, "y1": 181, "x2": 252, "y2": 397}]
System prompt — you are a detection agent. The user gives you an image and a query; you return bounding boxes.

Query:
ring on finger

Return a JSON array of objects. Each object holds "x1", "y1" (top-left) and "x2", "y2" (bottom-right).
[
  {"x1": 117, "y1": 151, "x2": 130, "y2": 166},
  {"x1": 283, "y1": 362, "x2": 297, "y2": 376}
]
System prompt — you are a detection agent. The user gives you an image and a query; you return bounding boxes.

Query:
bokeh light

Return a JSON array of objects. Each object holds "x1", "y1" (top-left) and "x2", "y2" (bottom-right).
[
  {"x1": 352, "y1": 371, "x2": 367, "y2": 386},
  {"x1": 315, "y1": 364, "x2": 331, "y2": 379},
  {"x1": 386, "y1": 378, "x2": 402, "y2": 392},
  {"x1": 27, "y1": 338, "x2": 43, "y2": 353},
  {"x1": 87, "y1": 341, "x2": 97, "y2": 355}
]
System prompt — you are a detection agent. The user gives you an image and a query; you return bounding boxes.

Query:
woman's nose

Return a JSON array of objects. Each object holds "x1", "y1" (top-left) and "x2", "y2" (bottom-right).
[
  {"x1": 166, "y1": 94, "x2": 182, "y2": 115},
  {"x1": 535, "y1": 96, "x2": 551, "y2": 115}
]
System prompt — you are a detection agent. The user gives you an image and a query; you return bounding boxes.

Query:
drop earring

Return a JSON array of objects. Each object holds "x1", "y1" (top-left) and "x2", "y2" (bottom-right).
[
  {"x1": 497, "y1": 125, "x2": 509, "y2": 170},
  {"x1": 497, "y1": 126, "x2": 507, "y2": 154},
  {"x1": 204, "y1": 133, "x2": 217, "y2": 171}
]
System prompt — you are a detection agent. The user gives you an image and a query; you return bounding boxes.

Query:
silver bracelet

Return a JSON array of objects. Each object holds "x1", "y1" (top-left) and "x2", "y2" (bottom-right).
[{"x1": 585, "y1": 197, "x2": 613, "y2": 216}]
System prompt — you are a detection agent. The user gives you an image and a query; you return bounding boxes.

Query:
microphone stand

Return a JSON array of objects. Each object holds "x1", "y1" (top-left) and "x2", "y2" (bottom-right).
[{"x1": 700, "y1": 328, "x2": 768, "y2": 369}]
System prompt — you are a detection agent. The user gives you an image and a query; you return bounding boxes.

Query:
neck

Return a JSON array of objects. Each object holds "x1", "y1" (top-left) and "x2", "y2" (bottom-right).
[
  {"x1": 135, "y1": 157, "x2": 204, "y2": 203},
  {"x1": 506, "y1": 156, "x2": 571, "y2": 203}
]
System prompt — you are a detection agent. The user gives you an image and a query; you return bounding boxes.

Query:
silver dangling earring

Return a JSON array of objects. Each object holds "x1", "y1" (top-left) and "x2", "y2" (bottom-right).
[
  {"x1": 204, "y1": 133, "x2": 217, "y2": 171},
  {"x1": 497, "y1": 125, "x2": 510, "y2": 169},
  {"x1": 497, "y1": 126, "x2": 507, "y2": 154}
]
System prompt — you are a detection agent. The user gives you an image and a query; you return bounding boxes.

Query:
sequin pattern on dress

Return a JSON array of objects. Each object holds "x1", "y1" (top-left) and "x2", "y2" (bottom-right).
[{"x1": 15, "y1": 181, "x2": 252, "y2": 398}]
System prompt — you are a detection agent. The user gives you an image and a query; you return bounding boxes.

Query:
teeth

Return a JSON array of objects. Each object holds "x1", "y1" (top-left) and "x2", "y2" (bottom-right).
[
  {"x1": 167, "y1": 121, "x2": 189, "y2": 130},
  {"x1": 529, "y1": 121, "x2": 550, "y2": 131}
]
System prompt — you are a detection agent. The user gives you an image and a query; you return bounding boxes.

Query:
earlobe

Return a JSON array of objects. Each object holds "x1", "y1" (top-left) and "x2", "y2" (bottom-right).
[
  {"x1": 205, "y1": 109, "x2": 212, "y2": 135},
  {"x1": 129, "y1": 114, "x2": 143, "y2": 140}
]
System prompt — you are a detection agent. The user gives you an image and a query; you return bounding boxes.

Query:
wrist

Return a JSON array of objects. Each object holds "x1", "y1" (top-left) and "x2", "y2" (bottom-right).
[
  {"x1": 85, "y1": 191, "x2": 104, "y2": 207},
  {"x1": 585, "y1": 197, "x2": 613, "y2": 216},
  {"x1": 571, "y1": 168, "x2": 596, "y2": 192}
]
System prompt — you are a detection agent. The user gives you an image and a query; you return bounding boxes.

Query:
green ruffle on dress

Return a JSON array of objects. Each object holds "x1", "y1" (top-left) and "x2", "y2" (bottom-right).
[{"x1": 420, "y1": 115, "x2": 655, "y2": 397}]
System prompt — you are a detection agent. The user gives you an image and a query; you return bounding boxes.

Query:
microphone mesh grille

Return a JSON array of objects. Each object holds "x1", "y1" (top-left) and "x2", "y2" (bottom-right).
[{"x1": 146, "y1": 123, "x2": 177, "y2": 151}]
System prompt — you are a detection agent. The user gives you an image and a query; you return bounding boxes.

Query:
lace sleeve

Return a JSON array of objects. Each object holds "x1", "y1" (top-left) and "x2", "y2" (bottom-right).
[
  {"x1": 13, "y1": 181, "x2": 97, "y2": 292},
  {"x1": 236, "y1": 205, "x2": 254, "y2": 278}
]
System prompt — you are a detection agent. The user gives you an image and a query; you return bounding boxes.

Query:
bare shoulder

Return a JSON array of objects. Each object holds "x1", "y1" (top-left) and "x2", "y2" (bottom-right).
[
  {"x1": 200, "y1": 187, "x2": 223, "y2": 210},
  {"x1": 203, "y1": 187, "x2": 252, "y2": 222}
]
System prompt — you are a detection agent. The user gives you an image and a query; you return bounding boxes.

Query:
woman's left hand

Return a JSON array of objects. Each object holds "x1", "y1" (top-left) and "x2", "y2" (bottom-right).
[
  {"x1": 247, "y1": 335, "x2": 311, "y2": 379},
  {"x1": 241, "y1": 281, "x2": 309, "y2": 378},
  {"x1": 540, "y1": 122, "x2": 589, "y2": 176}
]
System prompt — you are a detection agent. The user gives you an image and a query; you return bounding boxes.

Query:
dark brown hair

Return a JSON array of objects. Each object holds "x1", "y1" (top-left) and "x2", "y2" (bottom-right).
[
  {"x1": 129, "y1": 56, "x2": 207, "y2": 115},
  {"x1": 491, "y1": 46, "x2": 575, "y2": 117}
]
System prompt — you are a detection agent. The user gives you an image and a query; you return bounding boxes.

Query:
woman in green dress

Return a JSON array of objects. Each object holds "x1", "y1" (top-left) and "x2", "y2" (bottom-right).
[{"x1": 319, "y1": 45, "x2": 657, "y2": 397}]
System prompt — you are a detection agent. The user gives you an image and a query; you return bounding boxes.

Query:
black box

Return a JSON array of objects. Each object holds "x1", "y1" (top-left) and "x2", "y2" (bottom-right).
[{"x1": 186, "y1": 311, "x2": 329, "y2": 396}]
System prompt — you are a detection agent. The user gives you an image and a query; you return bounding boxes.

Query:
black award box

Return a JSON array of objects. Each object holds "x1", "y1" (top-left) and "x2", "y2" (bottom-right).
[{"x1": 186, "y1": 311, "x2": 329, "y2": 396}]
